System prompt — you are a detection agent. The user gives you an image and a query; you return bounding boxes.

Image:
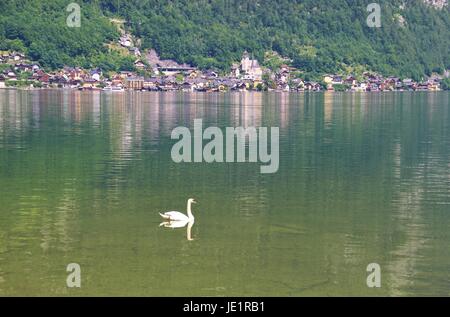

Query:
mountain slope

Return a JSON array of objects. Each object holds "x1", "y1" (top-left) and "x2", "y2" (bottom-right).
[
  {"x1": 1, "y1": 0, "x2": 449, "y2": 79},
  {"x1": 0, "y1": 0, "x2": 134, "y2": 71},
  {"x1": 107, "y1": 0, "x2": 449, "y2": 79}
]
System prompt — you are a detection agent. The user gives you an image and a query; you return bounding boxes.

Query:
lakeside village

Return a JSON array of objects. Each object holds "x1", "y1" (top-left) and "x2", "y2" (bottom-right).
[{"x1": 0, "y1": 35, "x2": 446, "y2": 93}]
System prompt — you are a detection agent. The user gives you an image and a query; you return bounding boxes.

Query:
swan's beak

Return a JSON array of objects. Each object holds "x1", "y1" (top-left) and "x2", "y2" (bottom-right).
[{"x1": 193, "y1": 200, "x2": 197, "y2": 204}]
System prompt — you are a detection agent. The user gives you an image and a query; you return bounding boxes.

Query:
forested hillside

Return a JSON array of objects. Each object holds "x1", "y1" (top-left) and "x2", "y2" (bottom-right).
[
  {"x1": 0, "y1": 0, "x2": 135, "y2": 71},
  {"x1": 1, "y1": 0, "x2": 449, "y2": 79}
]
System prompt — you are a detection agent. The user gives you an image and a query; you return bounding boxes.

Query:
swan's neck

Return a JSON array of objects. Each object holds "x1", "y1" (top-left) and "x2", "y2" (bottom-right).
[{"x1": 187, "y1": 201, "x2": 194, "y2": 220}]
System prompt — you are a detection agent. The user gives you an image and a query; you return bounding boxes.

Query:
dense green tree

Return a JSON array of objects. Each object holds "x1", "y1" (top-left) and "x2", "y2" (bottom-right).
[
  {"x1": 0, "y1": 0, "x2": 448, "y2": 78},
  {"x1": 0, "y1": 0, "x2": 131, "y2": 71},
  {"x1": 441, "y1": 78, "x2": 450, "y2": 90}
]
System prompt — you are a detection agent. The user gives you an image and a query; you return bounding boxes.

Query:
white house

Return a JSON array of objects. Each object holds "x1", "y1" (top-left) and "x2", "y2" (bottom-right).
[{"x1": 92, "y1": 73, "x2": 101, "y2": 81}]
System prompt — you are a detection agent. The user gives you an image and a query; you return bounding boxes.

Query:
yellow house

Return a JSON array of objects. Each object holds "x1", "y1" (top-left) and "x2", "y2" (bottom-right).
[
  {"x1": 253, "y1": 80, "x2": 263, "y2": 89},
  {"x1": 323, "y1": 76, "x2": 333, "y2": 84},
  {"x1": 189, "y1": 70, "x2": 200, "y2": 78},
  {"x1": 429, "y1": 83, "x2": 440, "y2": 91},
  {"x1": 82, "y1": 82, "x2": 94, "y2": 89}
]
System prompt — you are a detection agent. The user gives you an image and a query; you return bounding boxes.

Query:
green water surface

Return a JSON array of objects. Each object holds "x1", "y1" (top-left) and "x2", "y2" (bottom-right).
[{"x1": 0, "y1": 90, "x2": 449, "y2": 296}]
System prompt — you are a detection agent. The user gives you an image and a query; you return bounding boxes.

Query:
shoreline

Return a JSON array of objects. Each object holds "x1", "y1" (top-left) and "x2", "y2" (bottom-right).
[{"x1": 0, "y1": 87, "x2": 446, "y2": 93}]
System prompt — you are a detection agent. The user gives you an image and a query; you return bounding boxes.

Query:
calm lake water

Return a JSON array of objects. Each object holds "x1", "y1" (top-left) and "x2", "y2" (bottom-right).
[{"x1": 0, "y1": 90, "x2": 449, "y2": 296}]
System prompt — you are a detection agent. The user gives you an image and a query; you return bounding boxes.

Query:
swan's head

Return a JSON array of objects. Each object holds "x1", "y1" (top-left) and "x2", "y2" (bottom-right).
[{"x1": 188, "y1": 198, "x2": 197, "y2": 204}]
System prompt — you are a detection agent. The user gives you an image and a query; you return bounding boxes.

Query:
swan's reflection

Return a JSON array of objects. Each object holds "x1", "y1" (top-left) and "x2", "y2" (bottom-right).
[{"x1": 159, "y1": 220, "x2": 195, "y2": 241}]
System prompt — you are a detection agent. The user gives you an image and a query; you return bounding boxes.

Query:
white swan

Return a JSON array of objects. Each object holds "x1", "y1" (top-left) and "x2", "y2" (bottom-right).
[{"x1": 159, "y1": 198, "x2": 197, "y2": 222}]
